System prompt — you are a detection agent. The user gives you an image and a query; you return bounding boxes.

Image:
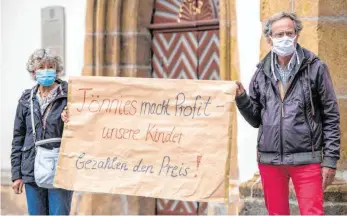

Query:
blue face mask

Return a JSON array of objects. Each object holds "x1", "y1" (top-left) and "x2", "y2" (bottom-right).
[{"x1": 35, "y1": 69, "x2": 56, "y2": 86}]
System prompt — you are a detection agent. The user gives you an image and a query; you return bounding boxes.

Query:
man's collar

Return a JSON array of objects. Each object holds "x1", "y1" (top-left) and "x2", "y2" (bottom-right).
[
  {"x1": 273, "y1": 51, "x2": 297, "y2": 71},
  {"x1": 259, "y1": 43, "x2": 306, "y2": 80}
]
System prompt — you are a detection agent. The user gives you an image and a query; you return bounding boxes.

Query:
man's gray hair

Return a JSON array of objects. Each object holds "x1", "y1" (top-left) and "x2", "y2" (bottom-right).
[
  {"x1": 263, "y1": 12, "x2": 303, "y2": 38},
  {"x1": 26, "y1": 48, "x2": 64, "y2": 75}
]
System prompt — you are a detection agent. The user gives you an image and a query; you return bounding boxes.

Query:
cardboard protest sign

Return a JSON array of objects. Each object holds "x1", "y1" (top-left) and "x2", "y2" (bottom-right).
[{"x1": 54, "y1": 76, "x2": 236, "y2": 202}]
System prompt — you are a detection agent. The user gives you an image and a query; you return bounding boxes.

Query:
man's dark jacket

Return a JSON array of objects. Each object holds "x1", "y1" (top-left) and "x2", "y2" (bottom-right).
[{"x1": 236, "y1": 44, "x2": 340, "y2": 168}]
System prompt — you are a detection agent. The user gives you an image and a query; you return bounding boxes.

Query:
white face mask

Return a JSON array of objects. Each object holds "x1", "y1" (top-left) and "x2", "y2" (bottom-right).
[{"x1": 271, "y1": 36, "x2": 297, "y2": 56}]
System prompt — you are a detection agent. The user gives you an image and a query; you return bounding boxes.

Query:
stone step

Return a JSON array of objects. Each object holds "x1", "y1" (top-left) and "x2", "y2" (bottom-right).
[
  {"x1": 239, "y1": 197, "x2": 347, "y2": 215},
  {"x1": 240, "y1": 174, "x2": 347, "y2": 203},
  {"x1": 239, "y1": 173, "x2": 347, "y2": 215}
]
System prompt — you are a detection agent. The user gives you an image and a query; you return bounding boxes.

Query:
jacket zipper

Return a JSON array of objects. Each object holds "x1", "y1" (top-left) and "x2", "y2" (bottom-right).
[
  {"x1": 271, "y1": 79, "x2": 285, "y2": 163},
  {"x1": 276, "y1": 81, "x2": 285, "y2": 164},
  {"x1": 300, "y1": 79, "x2": 315, "y2": 158},
  {"x1": 279, "y1": 75, "x2": 302, "y2": 163},
  {"x1": 260, "y1": 60, "x2": 310, "y2": 163},
  {"x1": 280, "y1": 101, "x2": 284, "y2": 163}
]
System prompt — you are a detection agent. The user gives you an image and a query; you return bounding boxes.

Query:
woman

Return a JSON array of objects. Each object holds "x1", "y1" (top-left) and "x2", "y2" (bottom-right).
[{"x1": 10, "y1": 48, "x2": 72, "y2": 215}]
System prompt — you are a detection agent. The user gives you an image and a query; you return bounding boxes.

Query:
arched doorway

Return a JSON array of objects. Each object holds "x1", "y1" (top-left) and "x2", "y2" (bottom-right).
[
  {"x1": 149, "y1": 0, "x2": 220, "y2": 214},
  {"x1": 150, "y1": 0, "x2": 220, "y2": 80}
]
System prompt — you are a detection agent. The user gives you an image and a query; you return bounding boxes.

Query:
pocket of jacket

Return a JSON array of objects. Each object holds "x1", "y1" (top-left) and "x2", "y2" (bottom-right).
[
  {"x1": 259, "y1": 125, "x2": 280, "y2": 152},
  {"x1": 257, "y1": 125, "x2": 263, "y2": 144},
  {"x1": 20, "y1": 145, "x2": 35, "y2": 174}
]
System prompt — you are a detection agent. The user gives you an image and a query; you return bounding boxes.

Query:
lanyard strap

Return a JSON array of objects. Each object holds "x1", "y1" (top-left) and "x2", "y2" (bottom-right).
[
  {"x1": 30, "y1": 88, "x2": 62, "y2": 148},
  {"x1": 42, "y1": 103, "x2": 53, "y2": 129},
  {"x1": 30, "y1": 89, "x2": 53, "y2": 142}
]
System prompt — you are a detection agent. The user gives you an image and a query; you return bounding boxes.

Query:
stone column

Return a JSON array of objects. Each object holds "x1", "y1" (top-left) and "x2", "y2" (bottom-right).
[
  {"x1": 77, "y1": 0, "x2": 156, "y2": 214},
  {"x1": 120, "y1": 0, "x2": 153, "y2": 78},
  {"x1": 240, "y1": 0, "x2": 347, "y2": 214},
  {"x1": 208, "y1": 0, "x2": 242, "y2": 214}
]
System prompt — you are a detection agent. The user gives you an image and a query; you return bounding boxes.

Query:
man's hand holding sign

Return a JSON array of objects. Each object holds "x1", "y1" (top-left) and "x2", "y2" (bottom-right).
[{"x1": 54, "y1": 76, "x2": 237, "y2": 202}]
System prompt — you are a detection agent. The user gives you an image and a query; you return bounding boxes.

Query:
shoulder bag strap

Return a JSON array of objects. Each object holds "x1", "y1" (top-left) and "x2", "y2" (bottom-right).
[{"x1": 30, "y1": 89, "x2": 37, "y2": 144}]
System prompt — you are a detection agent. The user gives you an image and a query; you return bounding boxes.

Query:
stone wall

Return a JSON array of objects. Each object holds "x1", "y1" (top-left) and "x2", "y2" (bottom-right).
[
  {"x1": 240, "y1": 0, "x2": 347, "y2": 214},
  {"x1": 208, "y1": 0, "x2": 241, "y2": 215},
  {"x1": 79, "y1": 0, "x2": 156, "y2": 214},
  {"x1": 83, "y1": 0, "x2": 153, "y2": 78}
]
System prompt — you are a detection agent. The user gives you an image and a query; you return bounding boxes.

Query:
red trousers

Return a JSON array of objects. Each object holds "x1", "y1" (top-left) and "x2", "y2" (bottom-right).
[{"x1": 258, "y1": 163, "x2": 324, "y2": 215}]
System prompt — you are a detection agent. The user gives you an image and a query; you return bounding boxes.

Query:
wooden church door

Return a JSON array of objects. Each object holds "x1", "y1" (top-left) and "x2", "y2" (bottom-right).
[{"x1": 149, "y1": 0, "x2": 220, "y2": 214}]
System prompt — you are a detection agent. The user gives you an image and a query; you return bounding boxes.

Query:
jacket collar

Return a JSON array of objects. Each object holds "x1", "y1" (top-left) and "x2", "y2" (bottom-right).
[
  {"x1": 20, "y1": 79, "x2": 68, "y2": 107},
  {"x1": 258, "y1": 43, "x2": 306, "y2": 79},
  {"x1": 32, "y1": 79, "x2": 67, "y2": 96}
]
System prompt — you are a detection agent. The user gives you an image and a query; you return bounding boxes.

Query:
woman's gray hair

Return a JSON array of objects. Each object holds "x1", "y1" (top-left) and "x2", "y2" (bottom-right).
[
  {"x1": 26, "y1": 48, "x2": 64, "y2": 75},
  {"x1": 263, "y1": 12, "x2": 303, "y2": 38}
]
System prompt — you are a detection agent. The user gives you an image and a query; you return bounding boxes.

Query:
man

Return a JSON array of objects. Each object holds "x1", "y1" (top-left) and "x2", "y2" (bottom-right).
[{"x1": 235, "y1": 12, "x2": 340, "y2": 215}]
